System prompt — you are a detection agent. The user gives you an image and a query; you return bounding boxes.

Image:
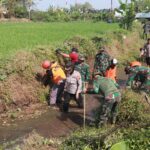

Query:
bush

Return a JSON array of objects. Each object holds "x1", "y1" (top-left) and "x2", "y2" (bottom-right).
[
  {"x1": 118, "y1": 90, "x2": 144, "y2": 123},
  {"x1": 14, "y1": 6, "x2": 28, "y2": 18},
  {"x1": 124, "y1": 127, "x2": 150, "y2": 150}
]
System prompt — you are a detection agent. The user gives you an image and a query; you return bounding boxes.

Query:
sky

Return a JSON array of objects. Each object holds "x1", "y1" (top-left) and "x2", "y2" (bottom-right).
[{"x1": 34, "y1": 0, "x2": 126, "y2": 11}]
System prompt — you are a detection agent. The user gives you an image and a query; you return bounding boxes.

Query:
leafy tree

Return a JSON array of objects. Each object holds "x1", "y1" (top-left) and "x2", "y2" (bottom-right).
[
  {"x1": 136, "y1": 0, "x2": 150, "y2": 12},
  {"x1": 0, "y1": 0, "x2": 7, "y2": 18},
  {"x1": 70, "y1": 2, "x2": 93, "y2": 13},
  {"x1": 14, "y1": 5, "x2": 28, "y2": 18},
  {"x1": 117, "y1": 0, "x2": 136, "y2": 30}
]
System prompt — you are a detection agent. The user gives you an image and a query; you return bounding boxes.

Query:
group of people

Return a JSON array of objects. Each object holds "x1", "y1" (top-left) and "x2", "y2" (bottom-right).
[
  {"x1": 41, "y1": 44, "x2": 150, "y2": 128},
  {"x1": 42, "y1": 47, "x2": 90, "y2": 113}
]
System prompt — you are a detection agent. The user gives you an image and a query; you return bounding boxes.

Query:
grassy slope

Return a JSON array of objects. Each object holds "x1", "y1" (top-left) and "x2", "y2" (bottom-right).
[{"x1": 0, "y1": 21, "x2": 120, "y2": 59}]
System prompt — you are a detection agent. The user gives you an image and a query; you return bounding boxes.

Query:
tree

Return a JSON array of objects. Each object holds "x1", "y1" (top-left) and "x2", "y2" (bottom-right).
[
  {"x1": 0, "y1": 0, "x2": 7, "y2": 18},
  {"x1": 136, "y1": 0, "x2": 150, "y2": 12},
  {"x1": 70, "y1": 2, "x2": 93, "y2": 13},
  {"x1": 116, "y1": 0, "x2": 136, "y2": 30}
]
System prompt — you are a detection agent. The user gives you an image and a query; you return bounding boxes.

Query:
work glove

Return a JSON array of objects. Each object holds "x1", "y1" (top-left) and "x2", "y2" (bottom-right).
[{"x1": 55, "y1": 48, "x2": 61, "y2": 55}]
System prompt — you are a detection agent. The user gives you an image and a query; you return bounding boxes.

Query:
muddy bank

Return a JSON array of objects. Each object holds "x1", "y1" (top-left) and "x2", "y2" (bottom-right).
[
  {"x1": 0, "y1": 67, "x2": 127, "y2": 148},
  {"x1": 0, "y1": 94, "x2": 100, "y2": 149}
]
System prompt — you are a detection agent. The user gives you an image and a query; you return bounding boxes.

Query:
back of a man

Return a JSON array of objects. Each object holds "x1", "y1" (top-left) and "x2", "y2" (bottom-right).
[
  {"x1": 88, "y1": 75, "x2": 121, "y2": 127},
  {"x1": 93, "y1": 75, "x2": 119, "y2": 98},
  {"x1": 125, "y1": 65, "x2": 150, "y2": 88},
  {"x1": 105, "y1": 58, "x2": 118, "y2": 82},
  {"x1": 94, "y1": 48, "x2": 111, "y2": 76},
  {"x1": 75, "y1": 55, "x2": 90, "y2": 92}
]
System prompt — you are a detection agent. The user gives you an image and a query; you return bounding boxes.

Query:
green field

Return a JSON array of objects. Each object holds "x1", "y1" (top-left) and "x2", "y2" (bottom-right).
[{"x1": 0, "y1": 21, "x2": 120, "y2": 59}]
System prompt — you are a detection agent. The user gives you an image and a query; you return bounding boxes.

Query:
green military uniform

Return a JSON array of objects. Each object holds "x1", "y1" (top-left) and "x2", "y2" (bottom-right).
[
  {"x1": 126, "y1": 66, "x2": 150, "y2": 92},
  {"x1": 94, "y1": 51, "x2": 111, "y2": 76},
  {"x1": 89, "y1": 75, "x2": 121, "y2": 127},
  {"x1": 75, "y1": 62, "x2": 90, "y2": 90}
]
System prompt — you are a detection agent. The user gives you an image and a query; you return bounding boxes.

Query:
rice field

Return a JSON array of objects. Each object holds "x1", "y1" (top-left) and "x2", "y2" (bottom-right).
[{"x1": 0, "y1": 21, "x2": 120, "y2": 59}]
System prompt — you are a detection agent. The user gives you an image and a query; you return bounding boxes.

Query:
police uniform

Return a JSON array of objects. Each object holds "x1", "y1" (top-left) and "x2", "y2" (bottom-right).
[{"x1": 63, "y1": 70, "x2": 83, "y2": 112}]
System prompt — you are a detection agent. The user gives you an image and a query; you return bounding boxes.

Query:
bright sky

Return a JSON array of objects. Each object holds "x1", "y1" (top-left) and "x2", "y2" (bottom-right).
[{"x1": 34, "y1": 0, "x2": 126, "y2": 11}]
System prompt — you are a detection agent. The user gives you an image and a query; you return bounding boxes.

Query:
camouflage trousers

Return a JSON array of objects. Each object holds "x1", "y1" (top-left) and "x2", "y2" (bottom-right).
[{"x1": 95, "y1": 96, "x2": 120, "y2": 127}]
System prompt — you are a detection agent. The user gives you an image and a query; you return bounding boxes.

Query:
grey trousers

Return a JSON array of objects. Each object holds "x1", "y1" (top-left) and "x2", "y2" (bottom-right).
[{"x1": 50, "y1": 81, "x2": 65, "y2": 105}]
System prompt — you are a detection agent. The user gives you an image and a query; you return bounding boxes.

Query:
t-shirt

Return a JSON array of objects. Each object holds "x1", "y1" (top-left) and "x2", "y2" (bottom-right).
[{"x1": 69, "y1": 52, "x2": 79, "y2": 63}]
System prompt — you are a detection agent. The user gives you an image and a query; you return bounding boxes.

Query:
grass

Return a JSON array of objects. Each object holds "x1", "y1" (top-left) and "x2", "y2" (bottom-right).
[{"x1": 0, "y1": 21, "x2": 120, "y2": 59}]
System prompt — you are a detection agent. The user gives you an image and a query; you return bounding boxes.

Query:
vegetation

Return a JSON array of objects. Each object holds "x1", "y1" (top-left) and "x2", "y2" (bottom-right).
[
  {"x1": 61, "y1": 90, "x2": 150, "y2": 150},
  {"x1": 0, "y1": 21, "x2": 120, "y2": 59}
]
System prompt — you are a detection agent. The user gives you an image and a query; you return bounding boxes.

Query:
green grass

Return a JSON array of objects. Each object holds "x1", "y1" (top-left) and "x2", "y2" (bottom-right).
[{"x1": 0, "y1": 21, "x2": 120, "y2": 59}]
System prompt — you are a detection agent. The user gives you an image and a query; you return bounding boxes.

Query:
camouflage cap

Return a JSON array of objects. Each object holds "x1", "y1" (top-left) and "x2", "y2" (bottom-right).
[{"x1": 79, "y1": 55, "x2": 85, "y2": 61}]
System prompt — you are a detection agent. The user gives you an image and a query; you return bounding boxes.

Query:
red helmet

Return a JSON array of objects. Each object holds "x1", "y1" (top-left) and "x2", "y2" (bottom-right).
[
  {"x1": 130, "y1": 61, "x2": 141, "y2": 67},
  {"x1": 42, "y1": 60, "x2": 51, "y2": 69}
]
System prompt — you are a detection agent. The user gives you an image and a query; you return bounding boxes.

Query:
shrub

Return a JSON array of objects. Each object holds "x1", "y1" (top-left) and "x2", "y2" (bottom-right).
[
  {"x1": 14, "y1": 6, "x2": 28, "y2": 18},
  {"x1": 118, "y1": 90, "x2": 144, "y2": 123}
]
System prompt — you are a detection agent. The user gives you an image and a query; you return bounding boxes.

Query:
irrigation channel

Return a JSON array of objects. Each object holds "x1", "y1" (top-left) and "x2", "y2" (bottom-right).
[{"x1": 0, "y1": 68, "x2": 127, "y2": 148}]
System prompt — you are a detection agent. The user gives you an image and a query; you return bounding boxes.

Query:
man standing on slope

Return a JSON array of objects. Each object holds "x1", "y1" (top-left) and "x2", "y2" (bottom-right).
[
  {"x1": 105, "y1": 58, "x2": 118, "y2": 82},
  {"x1": 75, "y1": 55, "x2": 90, "y2": 92},
  {"x1": 63, "y1": 62, "x2": 83, "y2": 113},
  {"x1": 42, "y1": 61, "x2": 66, "y2": 107},
  {"x1": 56, "y1": 47, "x2": 79, "y2": 64},
  {"x1": 93, "y1": 47, "x2": 111, "y2": 77},
  {"x1": 142, "y1": 38, "x2": 150, "y2": 67}
]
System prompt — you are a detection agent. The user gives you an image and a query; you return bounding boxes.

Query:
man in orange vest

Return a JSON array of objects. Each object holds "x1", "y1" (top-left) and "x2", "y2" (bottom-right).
[
  {"x1": 42, "y1": 61, "x2": 66, "y2": 107},
  {"x1": 105, "y1": 58, "x2": 118, "y2": 82}
]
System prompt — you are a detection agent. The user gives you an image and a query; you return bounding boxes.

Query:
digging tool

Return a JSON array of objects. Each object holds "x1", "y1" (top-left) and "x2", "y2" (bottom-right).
[{"x1": 83, "y1": 82, "x2": 86, "y2": 128}]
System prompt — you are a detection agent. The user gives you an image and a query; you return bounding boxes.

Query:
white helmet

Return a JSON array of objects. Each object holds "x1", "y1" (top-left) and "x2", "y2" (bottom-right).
[{"x1": 112, "y1": 58, "x2": 118, "y2": 65}]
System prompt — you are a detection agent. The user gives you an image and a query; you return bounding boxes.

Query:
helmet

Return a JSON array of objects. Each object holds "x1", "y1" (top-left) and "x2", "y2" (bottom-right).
[
  {"x1": 130, "y1": 61, "x2": 141, "y2": 67},
  {"x1": 112, "y1": 58, "x2": 118, "y2": 65},
  {"x1": 42, "y1": 60, "x2": 51, "y2": 69}
]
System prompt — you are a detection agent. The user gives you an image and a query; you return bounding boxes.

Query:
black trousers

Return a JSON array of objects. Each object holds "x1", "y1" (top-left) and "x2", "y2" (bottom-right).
[{"x1": 63, "y1": 92, "x2": 83, "y2": 112}]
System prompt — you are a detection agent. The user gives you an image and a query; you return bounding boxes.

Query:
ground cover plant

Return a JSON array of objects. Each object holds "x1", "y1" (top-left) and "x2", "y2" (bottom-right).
[{"x1": 61, "y1": 90, "x2": 150, "y2": 150}]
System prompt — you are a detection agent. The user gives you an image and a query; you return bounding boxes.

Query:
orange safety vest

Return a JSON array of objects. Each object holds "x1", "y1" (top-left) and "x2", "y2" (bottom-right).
[
  {"x1": 51, "y1": 62, "x2": 66, "y2": 84},
  {"x1": 105, "y1": 67, "x2": 117, "y2": 82}
]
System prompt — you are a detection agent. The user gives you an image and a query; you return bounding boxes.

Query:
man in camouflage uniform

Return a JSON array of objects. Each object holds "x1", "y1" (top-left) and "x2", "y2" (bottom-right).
[
  {"x1": 88, "y1": 75, "x2": 121, "y2": 127},
  {"x1": 93, "y1": 47, "x2": 111, "y2": 77},
  {"x1": 75, "y1": 55, "x2": 90, "y2": 92},
  {"x1": 125, "y1": 64, "x2": 150, "y2": 92}
]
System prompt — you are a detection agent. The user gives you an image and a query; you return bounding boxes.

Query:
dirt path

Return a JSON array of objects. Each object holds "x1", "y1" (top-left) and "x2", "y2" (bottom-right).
[{"x1": 0, "y1": 68, "x2": 127, "y2": 148}]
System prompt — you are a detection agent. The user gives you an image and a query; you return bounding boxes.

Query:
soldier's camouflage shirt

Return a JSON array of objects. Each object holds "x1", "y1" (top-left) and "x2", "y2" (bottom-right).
[
  {"x1": 91, "y1": 76, "x2": 121, "y2": 100},
  {"x1": 127, "y1": 66, "x2": 150, "y2": 91},
  {"x1": 75, "y1": 62, "x2": 90, "y2": 83},
  {"x1": 94, "y1": 52, "x2": 111, "y2": 75}
]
